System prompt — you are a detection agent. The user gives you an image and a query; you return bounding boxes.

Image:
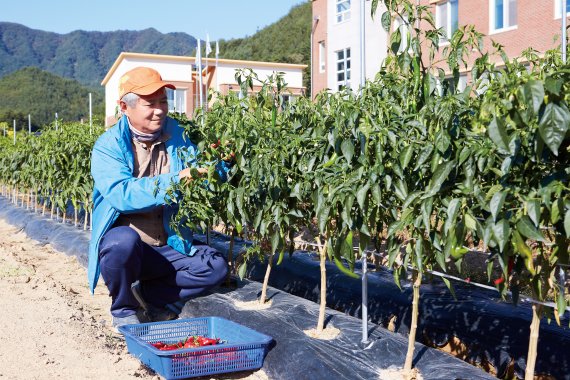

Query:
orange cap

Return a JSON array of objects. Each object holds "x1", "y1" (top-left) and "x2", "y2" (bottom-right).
[{"x1": 118, "y1": 66, "x2": 176, "y2": 99}]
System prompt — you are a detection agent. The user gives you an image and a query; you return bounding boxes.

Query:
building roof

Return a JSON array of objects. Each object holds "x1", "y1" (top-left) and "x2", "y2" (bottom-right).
[{"x1": 101, "y1": 52, "x2": 307, "y2": 86}]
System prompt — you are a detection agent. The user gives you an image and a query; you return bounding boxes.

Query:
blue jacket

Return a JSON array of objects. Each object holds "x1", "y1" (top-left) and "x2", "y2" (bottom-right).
[{"x1": 88, "y1": 115, "x2": 198, "y2": 294}]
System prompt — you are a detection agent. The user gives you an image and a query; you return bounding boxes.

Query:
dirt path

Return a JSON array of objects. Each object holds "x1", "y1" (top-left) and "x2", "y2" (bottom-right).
[{"x1": 0, "y1": 217, "x2": 267, "y2": 380}]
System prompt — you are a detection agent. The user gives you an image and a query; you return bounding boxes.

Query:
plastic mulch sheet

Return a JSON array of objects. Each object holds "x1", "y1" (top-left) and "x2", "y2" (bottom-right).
[
  {"x1": 1, "y1": 197, "x2": 568, "y2": 379},
  {"x1": 181, "y1": 280, "x2": 496, "y2": 380}
]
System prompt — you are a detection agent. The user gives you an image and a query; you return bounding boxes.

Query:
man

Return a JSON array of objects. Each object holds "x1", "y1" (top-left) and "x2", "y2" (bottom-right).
[{"x1": 88, "y1": 66, "x2": 228, "y2": 330}]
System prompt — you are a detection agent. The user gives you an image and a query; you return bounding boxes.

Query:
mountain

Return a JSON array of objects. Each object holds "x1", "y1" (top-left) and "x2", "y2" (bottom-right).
[
  {"x1": 0, "y1": 67, "x2": 104, "y2": 129},
  {"x1": 0, "y1": 22, "x2": 198, "y2": 87}
]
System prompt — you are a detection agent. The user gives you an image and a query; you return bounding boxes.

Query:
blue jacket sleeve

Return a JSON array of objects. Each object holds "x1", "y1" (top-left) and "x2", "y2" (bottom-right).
[{"x1": 91, "y1": 135, "x2": 180, "y2": 213}]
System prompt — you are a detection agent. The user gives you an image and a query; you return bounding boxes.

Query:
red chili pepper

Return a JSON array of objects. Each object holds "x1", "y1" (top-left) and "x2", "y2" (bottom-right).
[
  {"x1": 159, "y1": 344, "x2": 181, "y2": 351},
  {"x1": 183, "y1": 336, "x2": 199, "y2": 348},
  {"x1": 151, "y1": 341, "x2": 166, "y2": 349},
  {"x1": 200, "y1": 337, "x2": 221, "y2": 346},
  {"x1": 494, "y1": 277, "x2": 505, "y2": 285},
  {"x1": 152, "y1": 335, "x2": 222, "y2": 351},
  {"x1": 507, "y1": 257, "x2": 515, "y2": 275}
]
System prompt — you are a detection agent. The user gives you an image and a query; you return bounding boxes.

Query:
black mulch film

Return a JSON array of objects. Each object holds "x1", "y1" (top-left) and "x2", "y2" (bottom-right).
[{"x1": 1, "y1": 196, "x2": 567, "y2": 379}]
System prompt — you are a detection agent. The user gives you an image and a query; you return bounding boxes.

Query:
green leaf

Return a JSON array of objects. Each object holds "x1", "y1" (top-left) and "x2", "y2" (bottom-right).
[
  {"x1": 413, "y1": 145, "x2": 433, "y2": 171},
  {"x1": 565, "y1": 209, "x2": 570, "y2": 238},
  {"x1": 441, "y1": 277, "x2": 457, "y2": 300},
  {"x1": 492, "y1": 219, "x2": 511, "y2": 253},
  {"x1": 538, "y1": 102, "x2": 570, "y2": 156},
  {"x1": 415, "y1": 239, "x2": 424, "y2": 272},
  {"x1": 516, "y1": 216, "x2": 545, "y2": 242},
  {"x1": 444, "y1": 198, "x2": 461, "y2": 234},
  {"x1": 557, "y1": 289, "x2": 567, "y2": 315},
  {"x1": 270, "y1": 229, "x2": 280, "y2": 253},
  {"x1": 464, "y1": 213, "x2": 478, "y2": 231},
  {"x1": 371, "y1": 183, "x2": 382, "y2": 204},
  {"x1": 390, "y1": 27, "x2": 402, "y2": 54},
  {"x1": 421, "y1": 198, "x2": 433, "y2": 232},
  {"x1": 488, "y1": 116, "x2": 511, "y2": 152},
  {"x1": 237, "y1": 262, "x2": 247, "y2": 280},
  {"x1": 318, "y1": 205, "x2": 330, "y2": 234},
  {"x1": 381, "y1": 11, "x2": 391, "y2": 32},
  {"x1": 399, "y1": 144, "x2": 414, "y2": 170},
  {"x1": 356, "y1": 183, "x2": 370, "y2": 209},
  {"x1": 552, "y1": 198, "x2": 562, "y2": 224},
  {"x1": 545, "y1": 77, "x2": 563, "y2": 96},
  {"x1": 519, "y1": 80, "x2": 545, "y2": 116},
  {"x1": 490, "y1": 191, "x2": 507, "y2": 222},
  {"x1": 435, "y1": 249, "x2": 446, "y2": 271},
  {"x1": 341, "y1": 139, "x2": 355, "y2": 162},
  {"x1": 421, "y1": 161, "x2": 455, "y2": 199},
  {"x1": 526, "y1": 199, "x2": 541, "y2": 227}
]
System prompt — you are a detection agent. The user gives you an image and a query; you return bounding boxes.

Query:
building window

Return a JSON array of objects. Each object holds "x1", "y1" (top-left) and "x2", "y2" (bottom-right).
[
  {"x1": 166, "y1": 88, "x2": 186, "y2": 113},
  {"x1": 555, "y1": 0, "x2": 570, "y2": 18},
  {"x1": 490, "y1": 0, "x2": 517, "y2": 32},
  {"x1": 336, "y1": 0, "x2": 351, "y2": 23},
  {"x1": 336, "y1": 48, "x2": 351, "y2": 90},
  {"x1": 436, "y1": 0, "x2": 459, "y2": 42},
  {"x1": 319, "y1": 41, "x2": 326, "y2": 73}
]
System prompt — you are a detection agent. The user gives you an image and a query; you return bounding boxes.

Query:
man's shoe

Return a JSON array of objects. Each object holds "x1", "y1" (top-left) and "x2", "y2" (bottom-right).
[
  {"x1": 131, "y1": 280, "x2": 150, "y2": 311},
  {"x1": 112, "y1": 314, "x2": 140, "y2": 333},
  {"x1": 131, "y1": 280, "x2": 179, "y2": 322},
  {"x1": 146, "y1": 305, "x2": 179, "y2": 322}
]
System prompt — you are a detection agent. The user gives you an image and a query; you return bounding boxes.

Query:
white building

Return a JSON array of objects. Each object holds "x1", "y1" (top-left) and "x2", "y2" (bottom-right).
[
  {"x1": 102, "y1": 52, "x2": 306, "y2": 126},
  {"x1": 311, "y1": 0, "x2": 387, "y2": 97}
]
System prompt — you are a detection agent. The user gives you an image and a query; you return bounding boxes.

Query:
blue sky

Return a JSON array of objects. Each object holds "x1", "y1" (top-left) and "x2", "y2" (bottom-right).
[{"x1": 2, "y1": 0, "x2": 308, "y2": 41}]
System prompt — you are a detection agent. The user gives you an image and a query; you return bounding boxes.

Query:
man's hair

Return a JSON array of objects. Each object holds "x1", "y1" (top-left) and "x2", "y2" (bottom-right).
[{"x1": 121, "y1": 93, "x2": 140, "y2": 108}]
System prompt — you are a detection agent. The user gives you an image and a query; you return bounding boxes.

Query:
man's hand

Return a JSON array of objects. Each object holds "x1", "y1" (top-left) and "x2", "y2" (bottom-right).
[{"x1": 179, "y1": 167, "x2": 208, "y2": 180}]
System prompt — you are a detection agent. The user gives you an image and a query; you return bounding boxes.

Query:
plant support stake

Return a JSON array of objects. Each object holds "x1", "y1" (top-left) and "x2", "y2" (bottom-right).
[{"x1": 361, "y1": 251, "x2": 370, "y2": 346}]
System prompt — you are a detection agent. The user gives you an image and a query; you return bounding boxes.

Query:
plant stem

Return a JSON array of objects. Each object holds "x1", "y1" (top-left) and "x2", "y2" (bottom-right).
[
  {"x1": 260, "y1": 250, "x2": 273, "y2": 305},
  {"x1": 404, "y1": 269, "x2": 422, "y2": 372},
  {"x1": 226, "y1": 229, "x2": 235, "y2": 287},
  {"x1": 525, "y1": 304, "x2": 542, "y2": 380}
]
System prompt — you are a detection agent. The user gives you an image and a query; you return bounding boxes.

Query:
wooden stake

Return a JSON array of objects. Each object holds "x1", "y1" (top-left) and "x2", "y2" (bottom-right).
[
  {"x1": 315, "y1": 235, "x2": 328, "y2": 334},
  {"x1": 404, "y1": 269, "x2": 422, "y2": 372},
  {"x1": 525, "y1": 304, "x2": 542, "y2": 380}
]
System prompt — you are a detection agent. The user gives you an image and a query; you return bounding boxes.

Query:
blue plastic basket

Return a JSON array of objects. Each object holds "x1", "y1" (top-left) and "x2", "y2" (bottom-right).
[{"x1": 118, "y1": 317, "x2": 273, "y2": 379}]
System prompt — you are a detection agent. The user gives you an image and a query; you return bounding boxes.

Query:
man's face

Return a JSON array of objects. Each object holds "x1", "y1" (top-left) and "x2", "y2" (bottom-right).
[{"x1": 122, "y1": 89, "x2": 168, "y2": 134}]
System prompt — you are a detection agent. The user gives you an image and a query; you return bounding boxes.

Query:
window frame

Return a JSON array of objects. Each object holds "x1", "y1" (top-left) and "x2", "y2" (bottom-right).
[
  {"x1": 436, "y1": 0, "x2": 459, "y2": 43},
  {"x1": 319, "y1": 41, "x2": 326, "y2": 73},
  {"x1": 336, "y1": 47, "x2": 351, "y2": 91},
  {"x1": 489, "y1": 0, "x2": 518, "y2": 34},
  {"x1": 554, "y1": 0, "x2": 570, "y2": 18},
  {"x1": 335, "y1": 0, "x2": 351, "y2": 24},
  {"x1": 166, "y1": 88, "x2": 186, "y2": 114}
]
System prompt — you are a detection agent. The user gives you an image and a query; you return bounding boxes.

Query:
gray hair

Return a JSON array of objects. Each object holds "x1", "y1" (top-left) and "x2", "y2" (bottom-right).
[{"x1": 121, "y1": 92, "x2": 140, "y2": 108}]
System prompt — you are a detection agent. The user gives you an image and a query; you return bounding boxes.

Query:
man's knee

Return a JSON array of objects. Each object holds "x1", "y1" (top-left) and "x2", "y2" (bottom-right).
[
  {"x1": 99, "y1": 226, "x2": 141, "y2": 265},
  {"x1": 209, "y1": 252, "x2": 229, "y2": 285}
]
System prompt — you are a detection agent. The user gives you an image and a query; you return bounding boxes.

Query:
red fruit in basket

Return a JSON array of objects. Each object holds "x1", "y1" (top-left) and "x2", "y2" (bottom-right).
[
  {"x1": 183, "y1": 336, "x2": 199, "y2": 348},
  {"x1": 151, "y1": 341, "x2": 166, "y2": 349},
  {"x1": 197, "y1": 336, "x2": 220, "y2": 346},
  {"x1": 159, "y1": 344, "x2": 181, "y2": 351}
]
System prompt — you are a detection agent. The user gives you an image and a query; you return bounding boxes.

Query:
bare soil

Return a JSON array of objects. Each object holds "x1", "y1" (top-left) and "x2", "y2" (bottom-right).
[{"x1": 0, "y1": 217, "x2": 267, "y2": 380}]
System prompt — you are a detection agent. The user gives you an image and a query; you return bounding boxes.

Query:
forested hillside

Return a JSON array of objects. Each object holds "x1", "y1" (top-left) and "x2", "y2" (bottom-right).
[
  {"x1": 0, "y1": 67, "x2": 104, "y2": 130},
  {"x1": 0, "y1": 22, "x2": 198, "y2": 87}
]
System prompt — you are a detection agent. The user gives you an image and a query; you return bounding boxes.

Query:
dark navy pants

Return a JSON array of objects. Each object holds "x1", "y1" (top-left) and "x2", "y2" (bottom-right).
[{"x1": 98, "y1": 226, "x2": 228, "y2": 318}]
